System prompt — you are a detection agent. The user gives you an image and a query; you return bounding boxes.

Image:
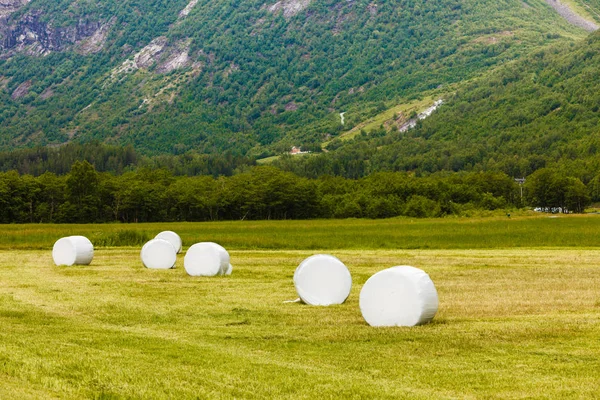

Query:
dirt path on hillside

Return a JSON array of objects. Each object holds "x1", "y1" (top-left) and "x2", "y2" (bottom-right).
[{"x1": 544, "y1": 0, "x2": 599, "y2": 31}]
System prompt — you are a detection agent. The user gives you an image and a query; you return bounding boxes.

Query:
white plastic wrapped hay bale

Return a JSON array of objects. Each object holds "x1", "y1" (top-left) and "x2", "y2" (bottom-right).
[
  {"x1": 225, "y1": 263, "x2": 233, "y2": 276},
  {"x1": 155, "y1": 231, "x2": 182, "y2": 254},
  {"x1": 202, "y1": 242, "x2": 231, "y2": 275},
  {"x1": 359, "y1": 266, "x2": 438, "y2": 327},
  {"x1": 293, "y1": 254, "x2": 352, "y2": 306},
  {"x1": 52, "y1": 236, "x2": 94, "y2": 266},
  {"x1": 184, "y1": 242, "x2": 230, "y2": 277},
  {"x1": 141, "y1": 239, "x2": 177, "y2": 270}
]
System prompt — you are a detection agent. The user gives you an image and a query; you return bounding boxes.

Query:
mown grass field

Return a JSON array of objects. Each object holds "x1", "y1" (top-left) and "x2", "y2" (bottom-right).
[{"x1": 1, "y1": 215, "x2": 599, "y2": 398}]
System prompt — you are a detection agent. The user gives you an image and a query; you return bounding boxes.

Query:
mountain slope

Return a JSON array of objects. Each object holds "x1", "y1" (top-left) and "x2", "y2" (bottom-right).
[
  {"x1": 0, "y1": 0, "x2": 595, "y2": 155},
  {"x1": 274, "y1": 30, "x2": 600, "y2": 180}
]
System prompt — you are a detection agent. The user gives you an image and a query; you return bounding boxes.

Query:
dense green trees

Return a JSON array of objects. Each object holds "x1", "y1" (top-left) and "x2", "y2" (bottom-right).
[
  {"x1": 0, "y1": 142, "x2": 254, "y2": 176},
  {"x1": 65, "y1": 161, "x2": 102, "y2": 222},
  {"x1": 0, "y1": 162, "x2": 592, "y2": 224},
  {"x1": 525, "y1": 168, "x2": 590, "y2": 213}
]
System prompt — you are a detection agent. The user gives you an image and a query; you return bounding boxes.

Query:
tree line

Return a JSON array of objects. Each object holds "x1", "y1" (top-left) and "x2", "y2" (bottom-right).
[
  {"x1": 0, "y1": 161, "x2": 591, "y2": 224},
  {"x1": 0, "y1": 142, "x2": 255, "y2": 177}
]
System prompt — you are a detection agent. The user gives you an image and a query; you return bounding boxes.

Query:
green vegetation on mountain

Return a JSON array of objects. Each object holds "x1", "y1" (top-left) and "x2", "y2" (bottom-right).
[
  {"x1": 275, "y1": 30, "x2": 600, "y2": 182},
  {"x1": 0, "y1": 0, "x2": 592, "y2": 155}
]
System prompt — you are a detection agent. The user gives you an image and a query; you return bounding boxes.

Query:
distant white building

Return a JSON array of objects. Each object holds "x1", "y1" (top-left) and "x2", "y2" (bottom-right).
[{"x1": 290, "y1": 146, "x2": 310, "y2": 155}]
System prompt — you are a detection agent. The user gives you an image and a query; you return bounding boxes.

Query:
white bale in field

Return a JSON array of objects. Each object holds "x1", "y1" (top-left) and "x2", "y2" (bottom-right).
[
  {"x1": 141, "y1": 239, "x2": 177, "y2": 269},
  {"x1": 225, "y1": 263, "x2": 233, "y2": 276},
  {"x1": 184, "y1": 242, "x2": 230, "y2": 277},
  {"x1": 206, "y1": 242, "x2": 231, "y2": 275},
  {"x1": 155, "y1": 231, "x2": 182, "y2": 254},
  {"x1": 359, "y1": 266, "x2": 438, "y2": 327},
  {"x1": 52, "y1": 236, "x2": 94, "y2": 266},
  {"x1": 293, "y1": 254, "x2": 352, "y2": 306}
]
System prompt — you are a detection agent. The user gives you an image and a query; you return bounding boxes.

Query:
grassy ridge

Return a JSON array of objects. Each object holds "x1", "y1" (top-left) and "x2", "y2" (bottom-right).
[
  {"x1": 2, "y1": 213, "x2": 600, "y2": 250},
  {"x1": 0, "y1": 248, "x2": 598, "y2": 398},
  {"x1": 323, "y1": 95, "x2": 436, "y2": 147}
]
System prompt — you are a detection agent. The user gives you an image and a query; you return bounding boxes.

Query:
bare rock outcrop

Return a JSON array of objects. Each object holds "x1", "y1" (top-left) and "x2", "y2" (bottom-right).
[
  {"x1": 109, "y1": 37, "x2": 192, "y2": 83},
  {"x1": 0, "y1": 0, "x2": 29, "y2": 18},
  {"x1": 76, "y1": 18, "x2": 114, "y2": 55},
  {"x1": 134, "y1": 36, "x2": 168, "y2": 69},
  {"x1": 179, "y1": 0, "x2": 199, "y2": 18},
  {"x1": 1, "y1": 9, "x2": 108, "y2": 56},
  {"x1": 157, "y1": 46, "x2": 190, "y2": 74},
  {"x1": 544, "y1": 0, "x2": 598, "y2": 32},
  {"x1": 11, "y1": 79, "x2": 31, "y2": 99},
  {"x1": 268, "y1": 0, "x2": 311, "y2": 19}
]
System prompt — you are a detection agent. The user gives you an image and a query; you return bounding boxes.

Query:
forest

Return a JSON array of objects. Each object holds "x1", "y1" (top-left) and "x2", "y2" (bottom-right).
[
  {"x1": 0, "y1": 142, "x2": 255, "y2": 176},
  {"x1": 0, "y1": 160, "x2": 591, "y2": 224}
]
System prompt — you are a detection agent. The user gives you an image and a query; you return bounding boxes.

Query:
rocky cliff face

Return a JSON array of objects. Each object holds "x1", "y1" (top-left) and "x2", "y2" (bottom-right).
[
  {"x1": 1, "y1": 6, "x2": 105, "y2": 56},
  {"x1": 0, "y1": 0, "x2": 29, "y2": 17}
]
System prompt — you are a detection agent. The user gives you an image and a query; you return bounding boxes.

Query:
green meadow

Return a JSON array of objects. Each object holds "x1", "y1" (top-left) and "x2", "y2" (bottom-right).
[
  {"x1": 0, "y1": 215, "x2": 599, "y2": 398},
  {"x1": 3, "y1": 213, "x2": 600, "y2": 250}
]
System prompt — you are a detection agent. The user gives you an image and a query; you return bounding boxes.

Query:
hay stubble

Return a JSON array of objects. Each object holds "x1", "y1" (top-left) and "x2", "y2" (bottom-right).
[{"x1": 0, "y1": 247, "x2": 598, "y2": 398}]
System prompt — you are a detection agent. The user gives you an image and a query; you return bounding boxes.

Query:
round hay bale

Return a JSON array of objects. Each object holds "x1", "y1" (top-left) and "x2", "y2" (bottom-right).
[
  {"x1": 52, "y1": 236, "x2": 94, "y2": 266},
  {"x1": 225, "y1": 263, "x2": 233, "y2": 276},
  {"x1": 155, "y1": 231, "x2": 182, "y2": 254},
  {"x1": 141, "y1": 239, "x2": 177, "y2": 270},
  {"x1": 205, "y1": 242, "x2": 230, "y2": 275},
  {"x1": 293, "y1": 254, "x2": 352, "y2": 306},
  {"x1": 359, "y1": 266, "x2": 438, "y2": 327},
  {"x1": 184, "y1": 242, "x2": 229, "y2": 277}
]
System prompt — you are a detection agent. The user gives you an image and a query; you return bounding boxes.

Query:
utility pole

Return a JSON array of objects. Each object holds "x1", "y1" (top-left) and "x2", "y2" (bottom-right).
[{"x1": 515, "y1": 178, "x2": 525, "y2": 203}]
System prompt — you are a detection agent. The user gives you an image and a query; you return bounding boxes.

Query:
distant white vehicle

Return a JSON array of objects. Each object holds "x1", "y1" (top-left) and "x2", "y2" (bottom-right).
[{"x1": 533, "y1": 207, "x2": 569, "y2": 213}]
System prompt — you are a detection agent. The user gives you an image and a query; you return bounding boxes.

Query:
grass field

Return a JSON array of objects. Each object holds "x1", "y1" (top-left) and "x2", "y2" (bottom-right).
[
  {"x1": 2, "y1": 213, "x2": 600, "y2": 250},
  {"x1": 1, "y1": 216, "x2": 599, "y2": 398},
  {"x1": 255, "y1": 152, "x2": 313, "y2": 165}
]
